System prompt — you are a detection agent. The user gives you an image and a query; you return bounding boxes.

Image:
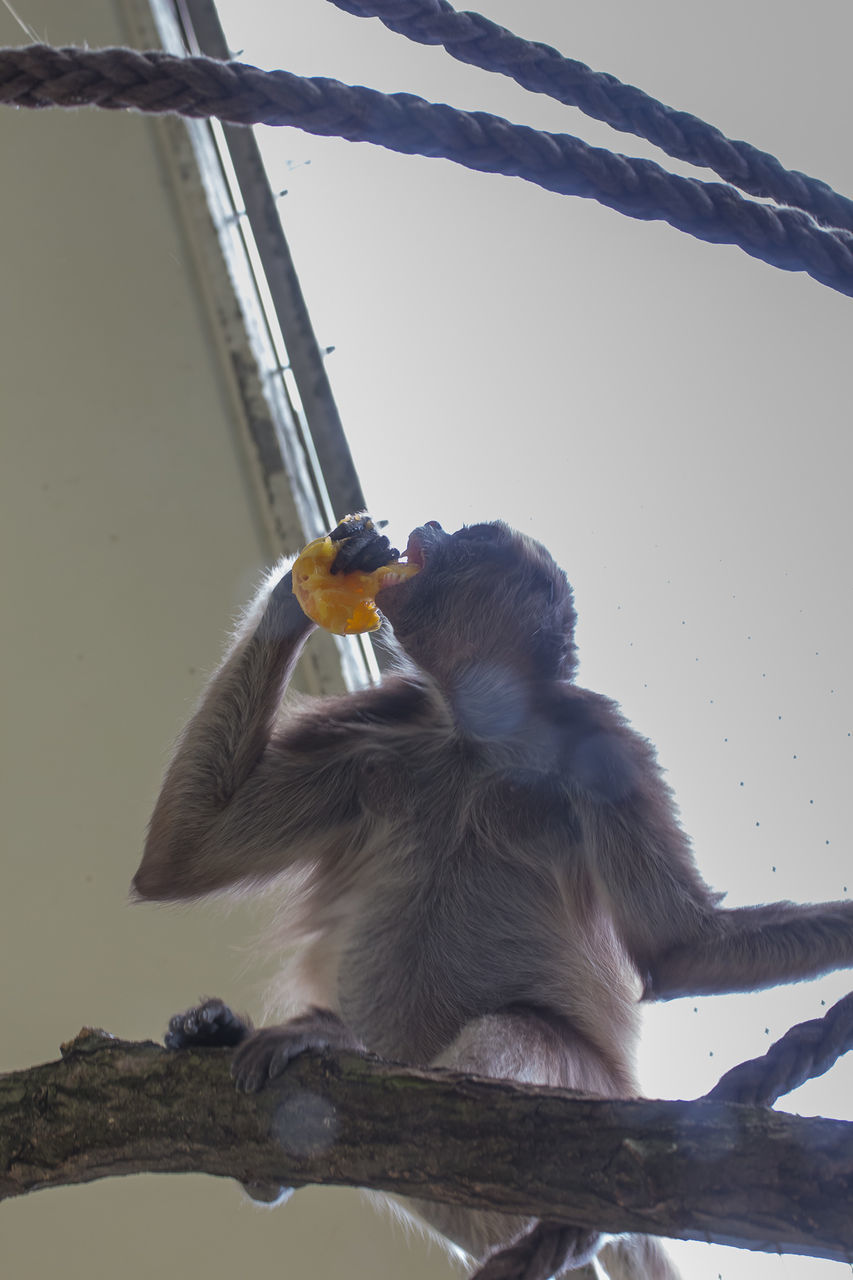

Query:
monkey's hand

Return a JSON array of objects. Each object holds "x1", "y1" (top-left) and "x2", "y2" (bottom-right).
[
  {"x1": 292, "y1": 514, "x2": 419, "y2": 635},
  {"x1": 165, "y1": 997, "x2": 252, "y2": 1050},
  {"x1": 231, "y1": 1007, "x2": 362, "y2": 1093},
  {"x1": 328, "y1": 513, "x2": 397, "y2": 575}
]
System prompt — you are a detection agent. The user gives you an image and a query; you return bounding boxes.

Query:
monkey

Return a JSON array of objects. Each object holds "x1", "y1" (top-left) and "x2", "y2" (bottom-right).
[{"x1": 134, "y1": 516, "x2": 853, "y2": 1279}]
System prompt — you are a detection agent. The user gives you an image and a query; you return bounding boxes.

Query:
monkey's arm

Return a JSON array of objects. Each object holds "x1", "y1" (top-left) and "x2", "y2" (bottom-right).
[
  {"x1": 646, "y1": 899, "x2": 853, "y2": 1000},
  {"x1": 134, "y1": 569, "x2": 353, "y2": 901},
  {"x1": 572, "y1": 699, "x2": 853, "y2": 1001},
  {"x1": 589, "y1": 798, "x2": 853, "y2": 999}
]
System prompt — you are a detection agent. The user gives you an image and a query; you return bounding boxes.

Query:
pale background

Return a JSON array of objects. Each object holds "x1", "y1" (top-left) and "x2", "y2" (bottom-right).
[{"x1": 1, "y1": 1, "x2": 852, "y2": 1278}]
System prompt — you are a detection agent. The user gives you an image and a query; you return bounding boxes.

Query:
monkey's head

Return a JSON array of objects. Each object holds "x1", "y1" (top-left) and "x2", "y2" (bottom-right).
[{"x1": 376, "y1": 521, "x2": 578, "y2": 698}]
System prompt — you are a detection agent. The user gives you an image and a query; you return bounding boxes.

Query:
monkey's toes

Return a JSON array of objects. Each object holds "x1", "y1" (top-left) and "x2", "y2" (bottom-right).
[
  {"x1": 231, "y1": 1009, "x2": 360, "y2": 1092},
  {"x1": 165, "y1": 998, "x2": 250, "y2": 1050}
]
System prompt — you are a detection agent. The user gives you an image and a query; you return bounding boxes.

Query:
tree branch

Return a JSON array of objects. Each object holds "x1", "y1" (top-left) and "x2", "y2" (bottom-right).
[{"x1": 3, "y1": 1029, "x2": 852, "y2": 1264}]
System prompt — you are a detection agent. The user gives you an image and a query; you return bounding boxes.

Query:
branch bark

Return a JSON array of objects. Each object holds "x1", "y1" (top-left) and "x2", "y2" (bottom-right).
[{"x1": 2, "y1": 1029, "x2": 852, "y2": 1264}]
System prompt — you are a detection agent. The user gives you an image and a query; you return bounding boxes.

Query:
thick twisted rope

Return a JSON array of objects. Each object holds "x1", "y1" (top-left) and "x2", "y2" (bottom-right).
[
  {"x1": 706, "y1": 991, "x2": 853, "y2": 1106},
  {"x1": 2, "y1": 45, "x2": 853, "y2": 299},
  {"x1": 329, "y1": 0, "x2": 853, "y2": 236}
]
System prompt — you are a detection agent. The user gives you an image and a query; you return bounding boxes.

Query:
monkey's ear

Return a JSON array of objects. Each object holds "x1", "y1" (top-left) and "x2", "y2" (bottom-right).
[
  {"x1": 528, "y1": 566, "x2": 555, "y2": 605},
  {"x1": 569, "y1": 729, "x2": 640, "y2": 805}
]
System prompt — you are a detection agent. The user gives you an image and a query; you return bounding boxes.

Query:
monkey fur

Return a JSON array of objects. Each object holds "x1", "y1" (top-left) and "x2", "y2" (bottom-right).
[{"x1": 134, "y1": 517, "x2": 853, "y2": 1278}]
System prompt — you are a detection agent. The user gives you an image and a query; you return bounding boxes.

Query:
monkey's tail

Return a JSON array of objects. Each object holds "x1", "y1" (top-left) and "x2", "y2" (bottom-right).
[{"x1": 470, "y1": 1225, "x2": 680, "y2": 1280}]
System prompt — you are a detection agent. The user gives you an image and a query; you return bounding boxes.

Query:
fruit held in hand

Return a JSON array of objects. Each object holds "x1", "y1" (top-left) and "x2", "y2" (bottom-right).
[{"x1": 292, "y1": 533, "x2": 419, "y2": 634}]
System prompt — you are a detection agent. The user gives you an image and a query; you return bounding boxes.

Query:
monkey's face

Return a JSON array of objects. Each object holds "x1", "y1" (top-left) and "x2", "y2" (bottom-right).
[{"x1": 376, "y1": 521, "x2": 577, "y2": 690}]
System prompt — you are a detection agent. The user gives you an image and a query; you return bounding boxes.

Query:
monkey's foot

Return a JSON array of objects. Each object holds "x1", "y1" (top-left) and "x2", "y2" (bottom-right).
[
  {"x1": 165, "y1": 997, "x2": 251, "y2": 1050},
  {"x1": 231, "y1": 1006, "x2": 361, "y2": 1093},
  {"x1": 473, "y1": 1221, "x2": 601, "y2": 1280}
]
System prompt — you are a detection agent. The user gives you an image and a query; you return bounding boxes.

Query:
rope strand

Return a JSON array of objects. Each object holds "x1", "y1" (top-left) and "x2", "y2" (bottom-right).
[
  {"x1": 706, "y1": 992, "x2": 853, "y2": 1107},
  {"x1": 328, "y1": 0, "x2": 853, "y2": 235},
  {"x1": 2, "y1": 45, "x2": 853, "y2": 298}
]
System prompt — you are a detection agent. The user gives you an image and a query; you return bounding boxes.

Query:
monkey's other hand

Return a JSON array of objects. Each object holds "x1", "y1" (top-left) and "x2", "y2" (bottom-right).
[
  {"x1": 329, "y1": 513, "x2": 398, "y2": 575},
  {"x1": 231, "y1": 1007, "x2": 362, "y2": 1093},
  {"x1": 165, "y1": 998, "x2": 252, "y2": 1050}
]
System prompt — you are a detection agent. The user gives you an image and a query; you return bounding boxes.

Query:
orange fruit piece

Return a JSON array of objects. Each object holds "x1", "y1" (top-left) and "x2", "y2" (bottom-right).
[{"x1": 292, "y1": 534, "x2": 419, "y2": 634}]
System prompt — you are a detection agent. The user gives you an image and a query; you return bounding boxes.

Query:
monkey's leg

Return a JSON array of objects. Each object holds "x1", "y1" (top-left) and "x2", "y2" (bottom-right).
[
  {"x1": 405, "y1": 1010, "x2": 680, "y2": 1278},
  {"x1": 648, "y1": 899, "x2": 853, "y2": 999},
  {"x1": 177, "y1": 1006, "x2": 677, "y2": 1276},
  {"x1": 399, "y1": 1008, "x2": 607, "y2": 1272},
  {"x1": 224, "y1": 1007, "x2": 597, "y2": 1266}
]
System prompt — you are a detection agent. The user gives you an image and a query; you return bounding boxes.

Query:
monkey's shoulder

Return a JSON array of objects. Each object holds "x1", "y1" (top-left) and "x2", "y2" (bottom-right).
[
  {"x1": 274, "y1": 677, "x2": 670, "y2": 825},
  {"x1": 465, "y1": 688, "x2": 663, "y2": 837},
  {"x1": 544, "y1": 684, "x2": 668, "y2": 809},
  {"x1": 278, "y1": 676, "x2": 440, "y2": 752}
]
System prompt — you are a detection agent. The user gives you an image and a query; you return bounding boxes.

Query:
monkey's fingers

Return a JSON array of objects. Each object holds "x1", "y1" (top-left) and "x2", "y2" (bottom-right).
[
  {"x1": 231, "y1": 1008, "x2": 361, "y2": 1093},
  {"x1": 332, "y1": 530, "x2": 398, "y2": 576},
  {"x1": 328, "y1": 513, "x2": 399, "y2": 575},
  {"x1": 328, "y1": 513, "x2": 375, "y2": 542},
  {"x1": 165, "y1": 997, "x2": 251, "y2": 1050}
]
